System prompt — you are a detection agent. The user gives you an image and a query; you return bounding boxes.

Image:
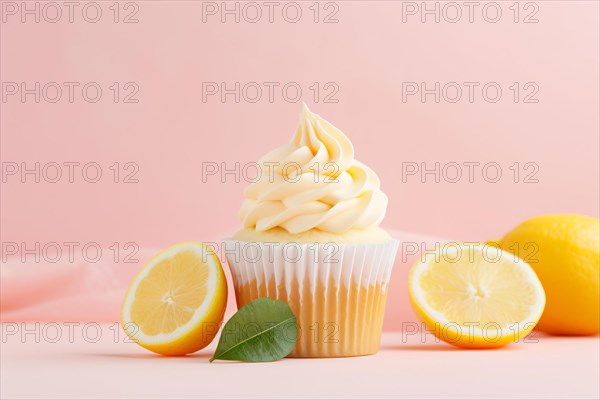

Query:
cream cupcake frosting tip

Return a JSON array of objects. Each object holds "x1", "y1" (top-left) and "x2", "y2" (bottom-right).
[{"x1": 239, "y1": 103, "x2": 388, "y2": 235}]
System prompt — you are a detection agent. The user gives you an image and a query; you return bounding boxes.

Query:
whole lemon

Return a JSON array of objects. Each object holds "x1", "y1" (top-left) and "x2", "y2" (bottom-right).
[{"x1": 496, "y1": 214, "x2": 599, "y2": 335}]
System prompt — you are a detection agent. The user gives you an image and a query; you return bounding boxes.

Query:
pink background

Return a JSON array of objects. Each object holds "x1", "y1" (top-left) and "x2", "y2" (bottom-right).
[
  {"x1": 1, "y1": 3, "x2": 599, "y2": 399},
  {"x1": 1, "y1": 2, "x2": 599, "y2": 329}
]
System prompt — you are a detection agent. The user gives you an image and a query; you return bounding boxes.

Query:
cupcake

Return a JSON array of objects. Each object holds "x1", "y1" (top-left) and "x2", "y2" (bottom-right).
[{"x1": 224, "y1": 103, "x2": 398, "y2": 357}]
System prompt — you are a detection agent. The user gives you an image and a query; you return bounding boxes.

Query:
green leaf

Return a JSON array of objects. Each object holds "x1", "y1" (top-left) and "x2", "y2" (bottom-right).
[{"x1": 210, "y1": 298, "x2": 298, "y2": 362}]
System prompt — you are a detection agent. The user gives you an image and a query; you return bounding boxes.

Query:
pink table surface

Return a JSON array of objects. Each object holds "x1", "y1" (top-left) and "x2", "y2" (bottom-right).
[
  {"x1": 1, "y1": 324, "x2": 599, "y2": 399},
  {"x1": 2, "y1": 229, "x2": 599, "y2": 398}
]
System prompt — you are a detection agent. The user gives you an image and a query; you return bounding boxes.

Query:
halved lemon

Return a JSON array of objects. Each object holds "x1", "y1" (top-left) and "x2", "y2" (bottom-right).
[
  {"x1": 408, "y1": 244, "x2": 545, "y2": 348},
  {"x1": 121, "y1": 242, "x2": 227, "y2": 355}
]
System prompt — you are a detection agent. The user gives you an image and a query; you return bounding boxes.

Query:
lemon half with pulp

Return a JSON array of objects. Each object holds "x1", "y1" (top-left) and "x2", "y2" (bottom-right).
[
  {"x1": 121, "y1": 242, "x2": 227, "y2": 355},
  {"x1": 409, "y1": 244, "x2": 545, "y2": 348}
]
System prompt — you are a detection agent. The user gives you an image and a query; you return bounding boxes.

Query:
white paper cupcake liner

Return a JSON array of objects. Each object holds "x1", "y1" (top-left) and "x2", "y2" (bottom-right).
[{"x1": 223, "y1": 239, "x2": 399, "y2": 357}]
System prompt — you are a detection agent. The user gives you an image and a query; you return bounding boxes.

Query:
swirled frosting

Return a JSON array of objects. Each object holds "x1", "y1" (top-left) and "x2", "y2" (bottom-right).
[{"x1": 239, "y1": 103, "x2": 388, "y2": 234}]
